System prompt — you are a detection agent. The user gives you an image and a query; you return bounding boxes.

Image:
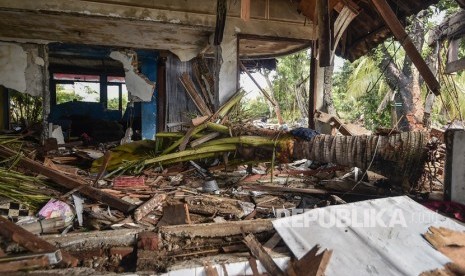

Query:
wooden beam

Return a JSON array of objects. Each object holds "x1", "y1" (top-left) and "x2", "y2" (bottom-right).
[
  {"x1": 180, "y1": 73, "x2": 213, "y2": 116},
  {"x1": 0, "y1": 216, "x2": 78, "y2": 267},
  {"x1": 317, "y1": 0, "x2": 331, "y2": 67},
  {"x1": 287, "y1": 245, "x2": 333, "y2": 276},
  {"x1": 332, "y1": 3, "x2": 359, "y2": 57},
  {"x1": 241, "y1": 0, "x2": 250, "y2": 21},
  {"x1": 446, "y1": 57, "x2": 465, "y2": 74},
  {"x1": 243, "y1": 233, "x2": 285, "y2": 276},
  {"x1": 0, "y1": 145, "x2": 135, "y2": 213},
  {"x1": 371, "y1": 0, "x2": 441, "y2": 95},
  {"x1": 309, "y1": 50, "x2": 317, "y2": 129}
]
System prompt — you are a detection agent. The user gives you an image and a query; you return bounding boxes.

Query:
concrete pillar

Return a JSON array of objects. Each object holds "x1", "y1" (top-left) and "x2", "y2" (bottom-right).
[
  {"x1": 39, "y1": 44, "x2": 50, "y2": 143},
  {"x1": 314, "y1": 60, "x2": 332, "y2": 134},
  {"x1": 445, "y1": 129, "x2": 465, "y2": 205},
  {"x1": 138, "y1": 51, "x2": 159, "y2": 140},
  {"x1": 0, "y1": 86, "x2": 8, "y2": 130},
  {"x1": 217, "y1": 27, "x2": 238, "y2": 105}
]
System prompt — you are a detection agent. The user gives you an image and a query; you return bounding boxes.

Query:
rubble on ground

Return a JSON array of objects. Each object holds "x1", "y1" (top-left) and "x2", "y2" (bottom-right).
[{"x1": 0, "y1": 94, "x2": 462, "y2": 275}]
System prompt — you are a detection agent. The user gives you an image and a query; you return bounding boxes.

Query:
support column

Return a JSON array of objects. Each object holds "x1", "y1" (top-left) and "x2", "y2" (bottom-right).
[
  {"x1": 308, "y1": 52, "x2": 317, "y2": 129},
  {"x1": 138, "y1": 51, "x2": 158, "y2": 140},
  {"x1": 0, "y1": 87, "x2": 8, "y2": 130},
  {"x1": 39, "y1": 44, "x2": 50, "y2": 143},
  {"x1": 218, "y1": 28, "x2": 238, "y2": 105}
]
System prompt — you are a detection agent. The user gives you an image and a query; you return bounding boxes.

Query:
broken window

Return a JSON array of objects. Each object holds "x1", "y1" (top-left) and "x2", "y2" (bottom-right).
[
  {"x1": 107, "y1": 76, "x2": 128, "y2": 113},
  {"x1": 53, "y1": 73, "x2": 100, "y2": 104}
]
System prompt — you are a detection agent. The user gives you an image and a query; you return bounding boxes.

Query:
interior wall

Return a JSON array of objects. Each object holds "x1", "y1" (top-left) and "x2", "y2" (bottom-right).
[{"x1": 0, "y1": 42, "x2": 44, "y2": 97}]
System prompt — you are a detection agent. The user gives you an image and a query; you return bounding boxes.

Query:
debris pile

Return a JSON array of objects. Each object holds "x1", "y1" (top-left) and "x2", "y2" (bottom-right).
[{"x1": 0, "y1": 95, "x2": 463, "y2": 274}]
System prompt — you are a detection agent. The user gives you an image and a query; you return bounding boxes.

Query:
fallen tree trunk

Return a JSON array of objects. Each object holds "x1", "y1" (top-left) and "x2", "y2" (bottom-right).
[{"x1": 292, "y1": 131, "x2": 428, "y2": 190}]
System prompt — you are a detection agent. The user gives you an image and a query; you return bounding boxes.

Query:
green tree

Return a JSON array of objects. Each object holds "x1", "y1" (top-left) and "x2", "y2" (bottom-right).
[
  {"x1": 273, "y1": 51, "x2": 310, "y2": 121},
  {"x1": 56, "y1": 84, "x2": 84, "y2": 104},
  {"x1": 107, "y1": 95, "x2": 128, "y2": 112},
  {"x1": 241, "y1": 97, "x2": 270, "y2": 120},
  {"x1": 333, "y1": 57, "x2": 392, "y2": 130},
  {"x1": 333, "y1": 0, "x2": 465, "y2": 131},
  {"x1": 9, "y1": 90, "x2": 42, "y2": 127}
]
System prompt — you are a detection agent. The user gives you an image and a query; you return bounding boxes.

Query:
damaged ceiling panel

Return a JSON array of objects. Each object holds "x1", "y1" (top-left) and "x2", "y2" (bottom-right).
[
  {"x1": 298, "y1": 0, "x2": 439, "y2": 61},
  {"x1": 0, "y1": 10, "x2": 210, "y2": 62},
  {"x1": 238, "y1": 35, "x2": 311, "y2": 59}
]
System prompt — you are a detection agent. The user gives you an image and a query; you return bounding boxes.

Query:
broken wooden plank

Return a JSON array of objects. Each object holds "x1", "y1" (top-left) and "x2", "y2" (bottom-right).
[
  {"x1": 248, "y1": 256, "x2": 260, "y2": 276},
  {"x1": 192, "y1": 115, "x2": 210, "y2": 126},
  {"x1": 287, "y1": 245, "x2": 333, "y2": 276},
  {"x1": 241, "y1": 0, "x2": 251, "y2": 21},
  {"x1": 263, "y1": 233, "x2": 282, "y2": 253},
  {"x1": 204, "y1": 262, "x2": 220, "y2": 276},
  {"x1": 242, "y1": 184, "x2": 329, "y2": 195},
  {"x1": 0, "y1": 145, "x2": 135, "y2": 213},
  {"x1": 157, "y1": 204, "x2": 188, "y2": 226},
  {"x1": 43, "y1": 228, "x2": 142, "y2": 252},
  {"x1": 159, "y1": 219, "x2": 273, "y2": 238},
  {"x1": 0, "y1": 216, "x2": 78, "y2": 267},
  {"x1": 315, "y1": 110, "x2": 355, "y2": 136},
  {"x1": 180, "y1": 73, "x2": 212, "y2": 116},
  {"x1": 184, "y1": 203, "x2": 192, "y2": 224},
  {"x1": 93, "y1": 150, "x2": 112, "y2": 186},
  {"x1": 134, "y1": 194, "x2": 167, "y2": 222},
  {"x1": 0, "y1": 253, "x2": 56, "y2": 273},
  {"x1": 423, "y1": 226, "x2": 465, "y2": 272},
  {"x1": 190, "y1": 132, "x2": 220, "y2": 148},
  {"x1": 243, "y1": 233, "x2": 285, "y2": 276},
  {"x1": 371, "y1": 0, "x2": 441, "y2": 95},
  {"x1": 445, "y1": 57, "x2": 465, "y2": 74}
]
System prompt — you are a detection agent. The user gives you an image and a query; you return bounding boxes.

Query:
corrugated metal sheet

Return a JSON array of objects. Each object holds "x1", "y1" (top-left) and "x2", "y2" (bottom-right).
[
  {"x1": 273, "y1": 196, "x2": 465, "y2": 276},
  {"x1": 165, "y1": 54, "x2": 198, "y2": 132}
]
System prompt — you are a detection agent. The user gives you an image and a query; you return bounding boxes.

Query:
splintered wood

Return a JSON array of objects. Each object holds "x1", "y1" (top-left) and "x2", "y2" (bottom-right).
[
  {"x1": 134, "y1": 194, "x2": 166, "y2": 222},
  {"x1": 243, "y1": 233, "x2": 285, "y2": 276},
  {"x1": 287, "y1": 245, "x2": 333, "y2": 276},
  {"x1": 180, "y1": 73, "x2": 212, "y2": 116},
  {"x1": 0, "y1": 216, "x2": 78, "y2": 267},
  {"x1": 422, "y1": 227, "x2": 465, "y2": 275}
]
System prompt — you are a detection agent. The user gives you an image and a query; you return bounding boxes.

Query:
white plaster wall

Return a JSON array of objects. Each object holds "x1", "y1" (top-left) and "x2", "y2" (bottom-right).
[
  {"x1": 0, "y1": 42, "x2": 44, "y2": 96},
  {"x1": 218, "y1": 27, "x2": 238, "y2": 105},
  {"x1": 0, "y1": 42, "x2": 27, "y2": 92},
  {"x1": 110, "y1": 50, "x2": 155, "y2": 102}
]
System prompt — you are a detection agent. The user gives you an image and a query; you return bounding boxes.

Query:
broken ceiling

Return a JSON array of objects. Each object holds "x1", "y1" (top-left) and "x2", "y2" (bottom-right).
[{"x1": 298, "y1": 0, "x2": 440, "y2": 61}]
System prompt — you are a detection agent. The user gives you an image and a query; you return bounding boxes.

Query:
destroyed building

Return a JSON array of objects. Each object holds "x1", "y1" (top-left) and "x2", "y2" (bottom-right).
[{"x1": 0, "y1": 0, "x2": 465, "y2": 275}]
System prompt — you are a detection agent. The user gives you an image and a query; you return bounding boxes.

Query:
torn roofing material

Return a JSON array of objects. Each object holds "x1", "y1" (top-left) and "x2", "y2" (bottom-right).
[{"x1": 273, "y1": 196, "x2": 465, "y2": 276}]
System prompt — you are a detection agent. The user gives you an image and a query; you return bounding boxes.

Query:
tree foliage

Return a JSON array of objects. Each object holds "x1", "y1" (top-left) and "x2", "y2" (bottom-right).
[
  {"x1": 9, "y1": 90, "x2": 42, "y2": 127},
  {"x1": 272, "y1": 51, "x2": 310, "y2": 122},
  {"x1": 56, "y1": 84, "x2": 84, "y2": 104},
  {"x1": 333, "y1": 58, "x2": 392, "y2": 130}
]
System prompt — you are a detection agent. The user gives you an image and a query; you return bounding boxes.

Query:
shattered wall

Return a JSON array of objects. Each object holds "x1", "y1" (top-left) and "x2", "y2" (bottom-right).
[
  {"x1": 0, "y1": 42, "x2": 44, "y2": 97},
  {"x1": 110, "y1": 50, "x2": 156, "y2": 102}
]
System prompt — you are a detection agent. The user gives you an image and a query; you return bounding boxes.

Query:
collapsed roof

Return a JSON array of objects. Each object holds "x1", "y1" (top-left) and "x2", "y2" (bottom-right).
[{"x1": 298, "y1": 0, "x2": 439, "y2": 61}]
